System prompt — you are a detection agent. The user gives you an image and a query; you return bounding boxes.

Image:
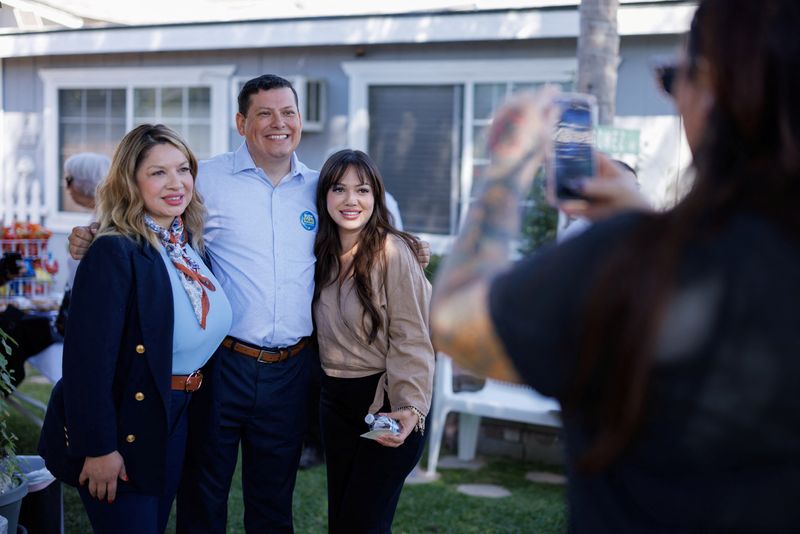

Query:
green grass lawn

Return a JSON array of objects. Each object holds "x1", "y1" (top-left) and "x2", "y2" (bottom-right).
[{"x1": 7, "y1": 373, "x2": 566, "y2": 533}]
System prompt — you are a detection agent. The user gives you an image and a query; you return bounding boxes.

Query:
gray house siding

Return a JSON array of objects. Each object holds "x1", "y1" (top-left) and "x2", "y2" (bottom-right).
[
  {"x1": 3, "y1": 34, "x2": 681, "y2": 163},
  {"x1": 1, "y1": 32, "x2": 684, "y2": 291}
]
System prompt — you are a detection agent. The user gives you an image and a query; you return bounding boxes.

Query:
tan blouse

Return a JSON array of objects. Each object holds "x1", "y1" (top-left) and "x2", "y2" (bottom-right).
[{"x1": 314, "y1": 234, "x2": 435, "y2": 415}]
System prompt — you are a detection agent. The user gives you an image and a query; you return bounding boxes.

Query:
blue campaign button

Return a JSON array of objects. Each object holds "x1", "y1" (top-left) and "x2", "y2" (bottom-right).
[{"x1": 299, "y1": 211, "x2": 317, "y2": 231}]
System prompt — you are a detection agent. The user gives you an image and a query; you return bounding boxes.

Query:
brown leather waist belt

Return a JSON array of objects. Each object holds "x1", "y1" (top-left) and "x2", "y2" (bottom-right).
[
  {"x1": 222, "y1": 336, "x2": 309, "y2": 364},
  {"x1": 172, "y1": 371, "x2": 203, "y2": 392}
]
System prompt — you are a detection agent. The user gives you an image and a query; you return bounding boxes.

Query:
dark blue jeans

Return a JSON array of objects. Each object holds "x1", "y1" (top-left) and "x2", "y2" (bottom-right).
[
  {"x1": 78, "y1": 390, "x2": 191, "y2": 533},
  {"x1": 177, "y1": 344, "x2": 314, "y2": 533}
]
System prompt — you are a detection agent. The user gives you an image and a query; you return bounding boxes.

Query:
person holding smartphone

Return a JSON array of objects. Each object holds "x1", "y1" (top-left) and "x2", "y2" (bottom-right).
[{"x1": 431, "y1": 0, "x2": 800, "y2": 530}]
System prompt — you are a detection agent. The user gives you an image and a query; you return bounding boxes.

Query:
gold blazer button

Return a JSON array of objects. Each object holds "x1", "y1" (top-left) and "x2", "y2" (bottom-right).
[
  {"x1": 126, "y1": 434, "x2": 136, "y2": 443},
  {"x1": 135, "y1": 344, "x2": 145, "y2": 354},
  {"x1": 135, "y1": 392, "x2": 145, "y2": 401}
]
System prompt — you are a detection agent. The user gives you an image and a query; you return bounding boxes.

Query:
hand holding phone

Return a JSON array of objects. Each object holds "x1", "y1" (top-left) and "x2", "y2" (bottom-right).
[
  {"x1": 482, "y1": 86, "x2": 558, "y2": 193},
  {"x1": 559, "y1": 153, "x2": 652, "y2": 221}
]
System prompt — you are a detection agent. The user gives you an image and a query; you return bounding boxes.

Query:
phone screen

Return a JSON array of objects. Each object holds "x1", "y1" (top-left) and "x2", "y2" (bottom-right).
[{"x1": 553, "y1": 95, "x2": 595, "y2": 201}]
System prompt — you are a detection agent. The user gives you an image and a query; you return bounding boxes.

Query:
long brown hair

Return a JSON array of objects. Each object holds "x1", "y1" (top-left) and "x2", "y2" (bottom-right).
[
  {"x1": 569, "y1": 0, "x2": 800, "y2": 472},
  {"x1": 313, "y1": 149, "x2": 421, "y2": 343},
  {"x1": 95, "y1": 124, "x2": 206, "y2": 251}
]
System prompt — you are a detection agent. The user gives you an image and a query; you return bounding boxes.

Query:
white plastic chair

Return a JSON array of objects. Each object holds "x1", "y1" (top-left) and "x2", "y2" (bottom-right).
[{"x1": 425, "y1": 353, "x2": 561, "y2": 476}]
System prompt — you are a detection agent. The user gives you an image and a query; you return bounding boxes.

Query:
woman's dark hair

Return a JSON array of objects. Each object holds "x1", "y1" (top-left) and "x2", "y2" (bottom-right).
[
  {"x1": 313, "y1": 149, "x2": 421, "y2": 343},
  {"x1": 569, "y1": 0, "x2": 800, "y2": 472}
]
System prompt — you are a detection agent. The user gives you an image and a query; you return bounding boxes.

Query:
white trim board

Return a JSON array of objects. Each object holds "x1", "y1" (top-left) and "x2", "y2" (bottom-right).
[
  {"x1": 39, "y1": 65, "x2": 235, "y2": 232},
  {"x1": 0, "y1": 4, "x2": 696, "y2": 59}
]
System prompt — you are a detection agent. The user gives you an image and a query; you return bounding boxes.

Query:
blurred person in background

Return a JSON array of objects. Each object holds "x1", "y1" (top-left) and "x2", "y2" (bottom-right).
[
  {"x1": 431, "y1": 0, "x2": 800, "y2": 531},
  {"x1": 64, "y1": 152, "x2": 110, "y2": 212},
  {"x1": 63, "y1": 153, "x2": 110, "y2": 287},
  {"x1": 57, "y1": 153, "x2": 111, "y2": 337}
]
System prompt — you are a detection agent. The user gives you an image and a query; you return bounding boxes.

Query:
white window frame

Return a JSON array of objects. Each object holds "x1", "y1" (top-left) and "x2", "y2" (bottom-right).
[
  {"x1": 40, "y1": 65, "x2": 235, "y2": 232},
  {"x1": 342, "y1": 59, "x2": 576, "y2": 250}
]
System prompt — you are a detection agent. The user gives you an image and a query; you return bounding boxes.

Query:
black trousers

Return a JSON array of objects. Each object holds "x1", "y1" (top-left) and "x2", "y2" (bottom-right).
[
  {"x1": 320, "y1": 372, "x2": 425, "y2": 534},
  {"x1": 177, "y1": 344, "x2": 314, "y2": 533}
]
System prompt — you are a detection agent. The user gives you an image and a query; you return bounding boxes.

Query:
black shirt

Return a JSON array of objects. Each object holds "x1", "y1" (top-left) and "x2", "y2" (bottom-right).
[{"x1": 489, "y1": 212, "x2": 800, "y2": 532}]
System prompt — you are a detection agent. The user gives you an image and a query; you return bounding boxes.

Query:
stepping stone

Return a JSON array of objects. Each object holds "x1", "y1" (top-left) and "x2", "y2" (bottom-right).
[
  {"x1": 26, "y1": 375, "x2": 51, "y2": 385},
  {"x1": 437, "y1": 455, "x2": 485, "y2": 471},
  {"x1": 456, "y1": 484, "x2": 511, "y2": 498},
  {"x1": 525, "y1": 471, "x2": 567, "y2": 485},
  {"x1": 404, "y1": 465, "x2": 439, "y2": 485}
]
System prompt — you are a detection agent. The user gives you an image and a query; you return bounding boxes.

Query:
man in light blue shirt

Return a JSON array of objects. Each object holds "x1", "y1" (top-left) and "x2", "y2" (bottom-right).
[
  {"x1": 181, "y1": 75, "x2": 318, "y2": 533},
  {"x1": 199, "y1": 149, "x2": 318, "y2": 351}
]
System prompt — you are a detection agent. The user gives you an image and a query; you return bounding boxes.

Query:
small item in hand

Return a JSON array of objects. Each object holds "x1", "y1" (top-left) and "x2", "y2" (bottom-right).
[{"x1": 361, "y1": 413, "x2": 400, "y2": 440}]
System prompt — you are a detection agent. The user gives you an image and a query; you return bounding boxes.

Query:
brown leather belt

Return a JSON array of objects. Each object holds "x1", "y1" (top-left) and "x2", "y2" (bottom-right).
[
  {"x1": 171, "y1": 371, "x2": 203, "y2": 392},
  {"x1": 222, "y1": 336, "x2": 309, "y2": 364}
]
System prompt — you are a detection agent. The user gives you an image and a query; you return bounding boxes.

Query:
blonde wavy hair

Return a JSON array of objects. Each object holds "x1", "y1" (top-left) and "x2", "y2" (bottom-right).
[{"x1": 95, "y1": 124, "x2": 206, "y2": 251}]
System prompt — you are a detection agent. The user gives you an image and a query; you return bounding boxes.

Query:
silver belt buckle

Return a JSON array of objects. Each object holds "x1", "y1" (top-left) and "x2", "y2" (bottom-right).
[{"x1": 256, "y1": 347, "x2": 279, "y2": 363}]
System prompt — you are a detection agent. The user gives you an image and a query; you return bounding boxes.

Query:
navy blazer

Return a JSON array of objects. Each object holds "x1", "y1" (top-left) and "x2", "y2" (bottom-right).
[{"x1": 38, "y1": 234, "x2": 212, "y2": 495}]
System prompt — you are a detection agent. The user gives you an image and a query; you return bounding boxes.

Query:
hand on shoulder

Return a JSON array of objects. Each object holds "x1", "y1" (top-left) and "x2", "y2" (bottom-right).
[{"x1": 68, "y1": 222, "x2": 99, "y2": 260}]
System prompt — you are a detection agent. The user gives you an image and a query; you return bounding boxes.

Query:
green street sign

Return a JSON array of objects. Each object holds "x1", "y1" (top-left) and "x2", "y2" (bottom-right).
[{"x1": 596, "y1": 126, "x2": 640, "y2": 155}]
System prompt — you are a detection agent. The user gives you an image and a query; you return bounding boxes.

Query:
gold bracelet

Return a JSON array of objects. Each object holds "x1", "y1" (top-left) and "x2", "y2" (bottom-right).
[{"x1": 399, "y1": 406, "x2": 426, "y2": 435}]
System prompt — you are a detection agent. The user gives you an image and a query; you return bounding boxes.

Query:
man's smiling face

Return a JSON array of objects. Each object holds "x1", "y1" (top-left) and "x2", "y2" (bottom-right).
[{"x1": 236, "y1": 87, "x2": 302, "y2": 169}]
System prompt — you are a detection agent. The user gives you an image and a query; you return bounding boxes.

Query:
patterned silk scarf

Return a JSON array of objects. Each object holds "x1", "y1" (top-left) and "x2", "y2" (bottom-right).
[{"x1": 144, "y1": 215, "x2": 215, "y2": 329}]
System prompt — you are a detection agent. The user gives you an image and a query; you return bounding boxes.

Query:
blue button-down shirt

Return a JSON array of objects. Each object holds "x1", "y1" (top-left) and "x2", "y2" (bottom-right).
[
  {"x1": 155, "y1": 244, "x2": 232, "y2": 374},
  {"x1": 197, "y1": 143, "x2": 319, "y2": 347}
]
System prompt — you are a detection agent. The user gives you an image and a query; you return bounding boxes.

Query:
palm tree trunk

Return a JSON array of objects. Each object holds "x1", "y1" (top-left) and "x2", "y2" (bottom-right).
[{"x1": 577, "y1": 0, "x2": 620, "y2": 125}]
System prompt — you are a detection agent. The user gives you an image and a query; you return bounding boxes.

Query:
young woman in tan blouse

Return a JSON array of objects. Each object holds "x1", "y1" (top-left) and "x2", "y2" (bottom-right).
[{"x1": 313, "y1": 149, "x2": 435, "y2": 533}]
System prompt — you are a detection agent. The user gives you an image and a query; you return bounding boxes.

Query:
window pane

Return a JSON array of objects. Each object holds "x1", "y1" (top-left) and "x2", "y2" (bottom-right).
[
  {"x1": 472, "y1": 162, "x2": 488, "y2": 183},
  {"x1": 187, "y1": 124, "x2": 211, "y2": 159},
  {"x1": 57, "y1": 83, "x2": 213, "y2": 213},
  {"x1": 306, "y1": 82, "x2": 319, "y2": 120},
  {"x1": 58, "y1": 88, "x2": 125, "y2": 213},
  {"x1": 162, "y1": 122, "x2": 184, "y2": 139},
  {"x1": 59, "y1": 123, "x2": 83, "y2": 157},
  {"x1": 161, "y1": 88, "x2": 183, "y2": 118},
  {"x1": 473, "y1": 83, "x2": 505, "y2": 120},
  {"x1": 188, "y1": 87, "x2": 210, "y2": 119},
  {"x1": 85, "y1": 89, "x2": 109, "y2": 119},
  {"x1": 85, "y1": 122, "x2": 110, "y2": 153},
  {"x1": 59, "y1": 90, "x2": 83, "y2": 118},
  {"x1": 132, "y1": 118, "x2": 158, "y2": 131},
  {"x1": 369, "y1": 85, "x2": 462, "y2": 234},
  {"x1": 134, "y1": 88, "x2": 156, "y2": 118},
  {"x1": 109, "y1": 122, "x2": 127, "y2": 148},
  {"x1": 473, "y1": 125, "x2": 490, "y2": 161},
  {"x1": 111, "y1": 89, "x2": 126, "y2": 115}
]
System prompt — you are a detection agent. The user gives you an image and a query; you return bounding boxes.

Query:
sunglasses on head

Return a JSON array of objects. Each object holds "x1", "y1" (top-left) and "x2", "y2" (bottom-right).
[{"x1": 654, "y1": 63, "x2": 679, "y2": 97}]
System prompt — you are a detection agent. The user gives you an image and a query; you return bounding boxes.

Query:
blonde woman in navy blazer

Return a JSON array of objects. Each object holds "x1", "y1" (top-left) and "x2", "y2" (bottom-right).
[{"x1": 39, "y1": 124, "x2": 232, "y2": 533}]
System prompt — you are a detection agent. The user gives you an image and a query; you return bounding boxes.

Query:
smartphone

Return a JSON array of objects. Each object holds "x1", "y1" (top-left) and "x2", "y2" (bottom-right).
[{"x1": 549, "y1": 93, "x2": 597, "y2": 201}]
